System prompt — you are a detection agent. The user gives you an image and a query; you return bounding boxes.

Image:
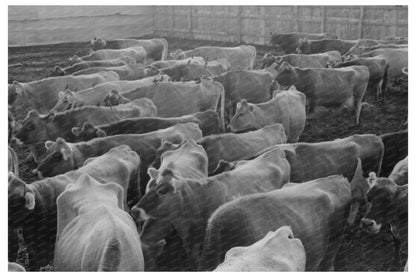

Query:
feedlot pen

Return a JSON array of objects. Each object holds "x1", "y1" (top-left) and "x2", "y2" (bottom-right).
[{"x1": 8, "y1": 36, "x2": 407, "y2": 271}]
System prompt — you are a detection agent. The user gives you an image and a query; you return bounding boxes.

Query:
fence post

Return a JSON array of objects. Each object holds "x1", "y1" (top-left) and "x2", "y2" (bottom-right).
[
  {"x1": 358, "y1": 6, "x2": 364, "y2": 39},
  {"x1": 236, "y1": 6, "x2": 242, "y2": 43},
  {"x1": 188, "y1": 6, "x2": 193, "y2": 39},
  {"x1": 294, "y1": 6, "x2": 299, "y2": 32},
  {"x1": 321, "y1": 6, "x2": 325, "y2": 33}
]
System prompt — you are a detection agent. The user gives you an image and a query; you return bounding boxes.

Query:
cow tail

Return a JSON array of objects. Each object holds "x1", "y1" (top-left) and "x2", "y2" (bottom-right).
[
  {"x1": 249, "y1": 46, "x2": 256, "y2": 70},
  {"x1": 160, "y1": 38, "x2": 169, "y2": 61},
  {"x1": 216, "y1": 82, "x2": 226, "y2": 132},
  {"x1": 381, "y1": 62, "x2": 389, "y2": 100},
  {"x1": 98, "y1": 237, "x2": 121, "y2": 271}
]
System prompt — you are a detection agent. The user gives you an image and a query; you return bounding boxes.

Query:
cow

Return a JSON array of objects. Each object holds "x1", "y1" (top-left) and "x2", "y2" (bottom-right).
[
  {"x1": 148, "y1": 56, "x2": 205, "y2": 70},
  {"x1": 388, "y1": 156, "x2": 408, "y2": 186},
  {"x1": 54, "y1": 173, "x2": 144, "y2": 271},
  {"x1": 228, "y1": 88, "x2": 306, "y2": 143},
  {"x1": 199, "y1": 166, "x2": 366, "y2": 271},
  {"x1": 8, "y1": 145, "x2": 141, "y2": 270},
  {"x1": 69, "y1": 45, "x2": 147, "y2": 65},
  {"x1": 91, "y1": 37, "x2": 169, "y2": 61},
  {"x1": 131, "y1": 146, "x2": 291, "y2": 269},
  {"x1": 170, "y1": 45, "x2": 256, "y2": 70},
  {"x1": 15, "y1": 99, "x2": 157, "y2": 145},
  {"x1": 328, "y1": 56, "x2": 389, "y2": 102},
  {"x1": 146, "y1": 59, "x2": 231, "y2": 82},
  {"x1": 120, "y1": 77, "x2": 225, "y2": 129},
  {"x1": 8, "y1": 146, "x2": 19, "y2": 177},
  {"x1": 261, "y1": 51, "x2": 341, "y2": 69},
  {"x1": 50, "y1": 56, "x2": 136, "y2": 76},
  {"x1": 213, "y1": 69, "x2": 276, "y2": 122},
  {"x1": 361, "y1": 173, "x2": 408, "y2": 264},
  {"x1": 354, "y1": 48, "x2": 408, "y2": 89},
  {"x1": 198, "y1": 123, "x2": 287, "y2": 174},
  {"x1": 8, "y1": 262, "x2": 26, "y2": 272},
  {"x1": 73, "y1": 63, "x2": 147, "y2": 81},
  {"x1": 214, "y1": 226, "x2": 306, "y2": 271},
  {"x1": 379, "y1": 130, "x2": 408, "y2": 177},
  {"x1": 269, "y1": 32, "x2": 337, "y2": 54},
  {"x1": 71, "y1": 110, "x2": 221, "y2": 142},
  {"x1": 50, "y1": 75, "x2": 169, "y2": 112},
  {"x1": 34, "y1": 123, "x2": 202, "y2": 194},
  {"x1": 296, "y1": 39, "x2": 359, "y2": 55},
  {"x1": 275, "y1": 62, "x2": 369, "y2": 124},
  {"x1": 346, "y1": 43, "x2": 408, "y2": 56},
  {"x1": 9, "y1": 71, "x2": 119, "y2": 117}
]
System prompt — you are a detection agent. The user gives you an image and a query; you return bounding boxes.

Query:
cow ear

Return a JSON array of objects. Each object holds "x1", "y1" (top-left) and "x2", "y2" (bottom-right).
[
  {"x1": 359, "y1": 45, "x2": 365, "y2": 50},
  {"x1": 152, "y1": 239, "x2": 167, "y2": 257},
  {"x1": 27, "y1": 109, "x2": 39, "y2": 118},
  {"x1": 24, "y1": 190, "x2": 35, "y2": 210},
  {"x1": 96, "y1": 129, "x2": 106, "y2": 137},
  {"x1": 289, "y1": 85, "x2": 297, "y2": 90},
  {"x1": 71, "y1": 127, "x2": 81, "y2": 136},
  {"x1": 367, "y1": 172, "x2": 377, "y2": 188},
  {"x1": 12, "y1": 81, "x2": 24, "y2": 95},
  {"x1": 45, "y1": 140, "x2": 55, "y2": 150},
  {"x1": 148, "y1": 167, "x2": 159, "y2": 179}
]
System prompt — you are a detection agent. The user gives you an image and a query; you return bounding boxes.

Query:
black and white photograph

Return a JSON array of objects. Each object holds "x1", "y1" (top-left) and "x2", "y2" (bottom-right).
[{"x1": 7, "y1": 3, "x2": 409, "y2": 272}]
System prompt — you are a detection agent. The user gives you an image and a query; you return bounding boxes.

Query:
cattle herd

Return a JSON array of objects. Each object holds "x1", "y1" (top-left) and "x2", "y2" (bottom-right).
[{"x1": 8, "y1": 32, "x2": 408, "y2": 271}]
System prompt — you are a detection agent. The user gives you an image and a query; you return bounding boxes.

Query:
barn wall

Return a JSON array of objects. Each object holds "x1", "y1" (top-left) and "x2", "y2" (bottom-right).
[
  {"x1": 154, "y1": 5, "x2": 408, "y2": 44},
  {"x1": 8, "y1": 6, "x2": 154, "y2": 46}
]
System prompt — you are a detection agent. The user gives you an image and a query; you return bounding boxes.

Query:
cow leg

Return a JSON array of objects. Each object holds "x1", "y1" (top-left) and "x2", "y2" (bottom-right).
[{"x1": 390, "y1": 223, "x2": 402, "y2": 264}]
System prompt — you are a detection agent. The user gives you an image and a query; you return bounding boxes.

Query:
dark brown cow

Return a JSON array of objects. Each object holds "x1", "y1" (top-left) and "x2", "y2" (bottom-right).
[
  {"x1": 50, "y1": 56, "x2": 135, "y2": 76},
  {"x1": 361, "y1": 174, "x2": 408, "y2": 264},
  {"x1": 261, "y1": 51, "x2": 341, "y2": 69},
  {"x1": 275, "y1": 62, "x2": 369, "y2": 124},
  {"x1": 15, "y1": 100, "x2": 156, "y2": 144},
  {"x1": 132, "y1": 147, "x2": 291, "y2": 269},
  {"x1": 296, "y1": 39, "x2": 358, "y2": 55},
  {"x1": 91, "y1": 37, "x2": 169, "y2": 61},
  {"x1": 329, "y1": 56, "x2": 389, "y2": 102},
  {"x1": 8, "y1": 145, "x2": 140, "y2": 270},
  {"x1": 71, "y1": 110, "x2": 221, "y2": 142},
  {"x1": 269, "y1": 32, "x2": 337, "y2": 53},
  {"x1": 199, "y1": 163, "x2": 366, "y2": 271}
]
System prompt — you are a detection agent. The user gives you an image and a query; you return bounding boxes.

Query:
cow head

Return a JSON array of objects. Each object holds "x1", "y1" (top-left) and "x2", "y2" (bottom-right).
[
  {"x1": 131, "y1": 168, "x2": 186, "y2": 222},
  {"x1": 50, "y1": 66, "x2": 65, "y2": 77},
  {"x1": 8, "y1": 172, "x2": 37, "y2": 228},
  {"x1": 90, "y1": 37, "x2": 107, "y2": 51},
  {"x1": 145, "y1": 65, "x2": 160, "y2": 77},
  {"x1": 360, "y1": 173, "x2": 407, "y2": 234},
  {"x1": 15, "y1": 110, "x2": 55, "y2": 145},
  {"x1": 212, "y1": 160, "x2": 236, "y2": 175},
  {"x1": 215, "y1": 226, "x2": 306, "y2": 271},
  {"x1": 170, "y1": 49, "x2": 186, "y2": 60},
  {"x1": 51, "y1": 89, "x2": 77, "y2": 112},
  {"x1": 35, "y1": 137, "x2": 75, "y2": 178},
  {"x1": 103, "y1": 90, "x2": 124, "y2": 108},
  {"x1": 296, "y1": 38, "x2": 310, "y2": 54},
  {"x1": 8, "y1": 81, "x2": 25, "y2": 106},
  {"x1": 275, "y1": 62, "x2": 296, "y2": 87},
  {"x1": 228, "y1": 99, "x2": 258, "y2": 133},
  {"x1": 68, "y1": 55, "x2": 82, "y2": 66},
  {"x1": 261, "y1": 53, "x2": 276, "y2": 69},
  {"x1": 71, "y1": 122, "x2": 106, "y2": 142}
]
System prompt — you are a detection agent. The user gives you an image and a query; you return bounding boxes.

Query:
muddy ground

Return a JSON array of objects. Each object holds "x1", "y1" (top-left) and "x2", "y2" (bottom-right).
[{"x1": 8, "y1": 36, "x2": 408, "y2": 271}]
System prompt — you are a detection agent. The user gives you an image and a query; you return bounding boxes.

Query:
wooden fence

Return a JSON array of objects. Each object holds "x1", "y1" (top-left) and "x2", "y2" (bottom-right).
[
  {"x1": 153, "y1": 6, "x2": 408, "y2": 44},
  {"x1": 8, "y1": 6, "x2": 153, "y2": 46}
]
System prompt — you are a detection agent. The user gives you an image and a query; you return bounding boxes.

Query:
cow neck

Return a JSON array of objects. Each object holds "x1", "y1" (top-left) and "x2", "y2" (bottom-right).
[{"x1": 169, "y1": 179, "x2": 208, "y2": 261}]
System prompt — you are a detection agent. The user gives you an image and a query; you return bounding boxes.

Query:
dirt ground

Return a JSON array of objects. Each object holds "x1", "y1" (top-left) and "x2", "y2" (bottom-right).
[{"x1": 8, "y1": 36, "x2": 408, "y2": 271}]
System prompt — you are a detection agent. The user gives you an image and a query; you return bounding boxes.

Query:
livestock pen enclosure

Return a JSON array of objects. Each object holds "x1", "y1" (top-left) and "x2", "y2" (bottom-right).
[{"x1": 8, "y1": 5, "x2": 408, "y2": 272}]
